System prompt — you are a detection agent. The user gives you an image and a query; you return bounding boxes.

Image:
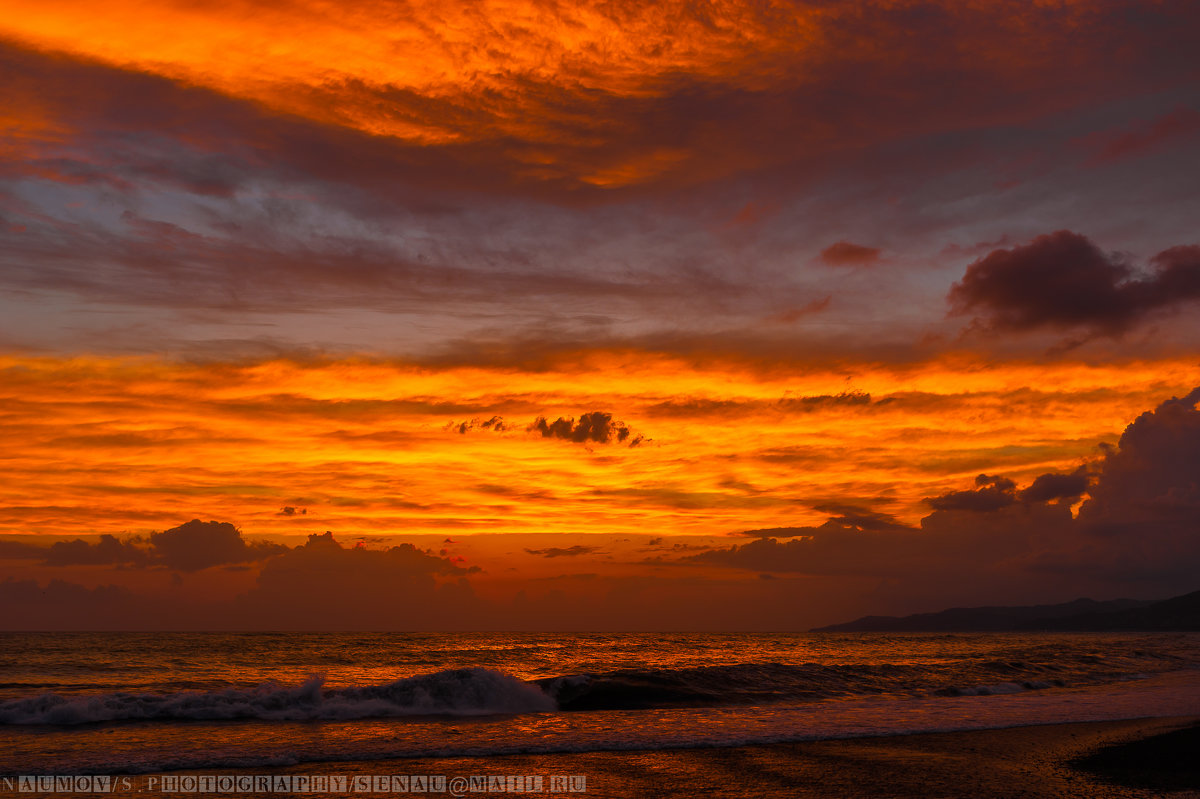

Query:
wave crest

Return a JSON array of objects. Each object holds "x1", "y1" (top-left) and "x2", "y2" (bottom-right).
[{"x1": 0, "y1": 668, "x2": 555, "y2": 725}]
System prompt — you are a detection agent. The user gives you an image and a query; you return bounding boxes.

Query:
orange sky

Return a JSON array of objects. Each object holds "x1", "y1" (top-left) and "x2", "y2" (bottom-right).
[
  {"x1": 2, "y1": 352, "x2": 1193, "y2": 540},
  {"x1": 1, "y1": 0, "x2": 1198, "y2": 628},
  {"x1": 0, "y1": 0, "x2": 1178, "y2": 188}
]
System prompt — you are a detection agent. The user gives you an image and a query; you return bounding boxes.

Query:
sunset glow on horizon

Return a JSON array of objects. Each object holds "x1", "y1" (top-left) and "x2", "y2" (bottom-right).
[
  {"x1": 2, "y1": 0, "x2": 1199, "y2": 629},
  {"x1": 0, "y1": 352, "x2": 1196, "y2": 540}
]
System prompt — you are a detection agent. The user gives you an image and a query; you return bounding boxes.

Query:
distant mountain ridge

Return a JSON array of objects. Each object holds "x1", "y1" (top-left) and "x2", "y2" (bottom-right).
[
  {"x1": 811, "y1": 590, "x2": 1200, "y2": 632},
  {"x1": 1036, "y1": 589, "x2": 1200, "y2": 632}
]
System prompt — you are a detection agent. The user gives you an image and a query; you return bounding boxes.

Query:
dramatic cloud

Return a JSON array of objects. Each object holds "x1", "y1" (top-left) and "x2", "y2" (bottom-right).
[
  {"x1": 451, "y1": 412, "x2": 646, "y2": 447},
  {"x1": 809, "y1": 506, "x2": 910, "y2": 533},
  {"x1": 1, "y1": 355, "x2": 1193, "y2": 541},
  {"x1": 2, "y1": 0, "x2": 1200, "y2": 631},
  {"x1": 236, "y1": 532, "x2": 480, "y2": 629},
  {"x1": 530, "y1": 412, "x2": 644, "y2": 446},
  {"x1": 819, "y1": 242, "x2": 880, "y2": 266},
  {"x1": 738, "y1": 506, "x2": 910, "y2": 539},
  {"x1": 6, "y1": 1, "x2": 1199, "y2": 194},
  {"x1": 0, "y1": 540, "x2": 44, "y2": 560},
  {"x1": 689, "y1": 491, "x2": 1075, "y2": 592},
  {"x1": 1073, "y1": 387, "x2": 1200, "y2": 559},
  {"x1": 925, "y1": 475, "x2": 1017, "y2": 513},
  {"x1": 2, "y1": 386, "x2": 1198, "y2": 628},
  {"x1": 149, "y1": 520, "x2": 284, "y2": 572},
  {"x1": 1020, "y1": 468, "x2": 1091, "y2": 504},
  {"x1": 964, "y1": 387, "x2": 1200, "y2": 591},
  {"x1": 453, "y1": 416, "x2": 509, "y2": 434},
  {"x1": 0, "y1": 521, "x2": 285, "y2": 571},
  {"x1": 44, "y1": 534, "x2": 150, "y2": 567},
  {"x1": 2, "y1": 6, "x2": 1199, "y2": 361},
  {"x1": 695, "y1": 387, "x2": 1200, "y2": 600},
  {"x1": 949, "y1": 231, "x2": 1200, "y2": 335}
]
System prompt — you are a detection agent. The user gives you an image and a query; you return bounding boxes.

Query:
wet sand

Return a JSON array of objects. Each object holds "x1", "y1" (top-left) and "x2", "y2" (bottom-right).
[
  {"x1": 369, "y1": 716, "x2": 1200, "y2": 798},
  {"x1": 1072, "y1": 719, "x2": 1200, "y2": 795},
  {"x1": 10, "y1": 716, "x2": 1199, "y2": 798}
]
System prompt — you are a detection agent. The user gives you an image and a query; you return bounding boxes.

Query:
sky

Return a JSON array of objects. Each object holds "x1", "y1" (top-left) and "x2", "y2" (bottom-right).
[{"x1": 1, "y1": 0, "x2": 1199, "y2": 629}]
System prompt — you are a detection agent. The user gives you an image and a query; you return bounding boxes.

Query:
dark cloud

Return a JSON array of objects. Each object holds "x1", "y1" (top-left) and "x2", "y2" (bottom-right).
[
  {"x1": 149, "y1": 519, "x2": 284, "y2": 572},
  {"x1": 1020, "y1": 467, "x2": 1091, "y2": 503},
  {"x1": 1, "y1": 524, "x2": 284, "y2": 570},
  {"x1": 6, "y1": 0, "x2": 1200, "y2": 206},
  {"x1": 524, "y1": 546, "x2": 600, "y2": 558},
  {"x1": 235, "y1": 531, "x2": 480, "y2": 629},
  {"x1": 692, "y1": 535, "x2": 884, "y2": 576},
  {"x1": 694, "y1": 387, "x2": 1200, "y2": 600},
  {"x1": 776, "y1": 392, "x2": 872, "y2": 413},
  {"x1": 277, "y1": 506, "x2": 307, "y2": 516},
  {"x1": 451, "y1": 416, "x2": 508, "y2": 434},
  {"x1": 0, "y1": 48, "x2": 759, "y2": 322},
  {"x1": 0, "y1": 530, "x2": 482, "y2": 629},
  {"x1": 43, "y1": 534, "x2": 150, "y2": 567},
  {"x1": 1075, "y1": 387, "x2": 1200, "y2": 539},
  {"x1": 809, "y1": 505, "x2": 910, "y2": 533},
  {"x1": 738, "y1": 506, "x2": 908, "y2": 539},
  {"x1": 450, "y1": 412, "x2": 645, "y2": 446},
  {"x1": 1007, "y1": 388, "x2": 1200, "y2": 590},
  {"x1": 925, "y1": 474, "x2": 1017, "y2": 512},
  {"x1": 0, "y1": 540, "x2": 45, "y2": 560},
  {"x1": 2, "y1": 7, "x2": 1200, "y2": 362},
  {"x1": 949, "y1": 231, "x2": 1200, "y2": 335},
  {"x1": 6, "y1": 380, "x2": 1200, "y2": 624},
  {"x1": 690, "y1": 496, "x2": 1077, "y2": 588},
  {"x1": 530, "y1": 412, "x2": 644, "y2": 446},
  {"x1": 819, "y1": 241, "x2": 880, "y2": 266}
]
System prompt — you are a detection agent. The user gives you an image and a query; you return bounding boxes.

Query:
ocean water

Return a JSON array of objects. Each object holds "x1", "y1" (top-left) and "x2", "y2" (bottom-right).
[{"x1": 0, "y1": 632, "x2": 1198, "y2": 777}]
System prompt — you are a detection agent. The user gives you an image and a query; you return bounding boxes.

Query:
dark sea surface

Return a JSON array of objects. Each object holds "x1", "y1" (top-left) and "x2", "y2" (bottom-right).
[{"x1": 1, "y1": 632, "x2": 1198, "y2": 776}]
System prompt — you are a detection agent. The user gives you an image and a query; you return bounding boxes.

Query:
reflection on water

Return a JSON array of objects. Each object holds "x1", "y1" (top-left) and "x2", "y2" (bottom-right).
[{"x1": 0, "y1": 632, "x2": 1197, "y2": 774}]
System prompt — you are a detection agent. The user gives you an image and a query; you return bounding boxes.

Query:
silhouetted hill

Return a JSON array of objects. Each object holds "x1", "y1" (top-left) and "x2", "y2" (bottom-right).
[
  {"x1": 1037, "y1": 589, "x2": 1200, "y2": 631},
  {"x1": 811, "y1": 596, "x2": 1158, "y2": 632}
]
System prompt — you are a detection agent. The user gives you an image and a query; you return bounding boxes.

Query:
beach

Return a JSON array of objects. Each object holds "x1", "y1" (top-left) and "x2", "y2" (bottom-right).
[
  {"x1": 9, "y1": 716, "x2": 1190, "y2": 799},
  {"x1": 257, "y1": 716, "x2": 1200, "y2": 798},
  {"x1": 4, "y1": 633, "x2": 1200, "y2": 798}
]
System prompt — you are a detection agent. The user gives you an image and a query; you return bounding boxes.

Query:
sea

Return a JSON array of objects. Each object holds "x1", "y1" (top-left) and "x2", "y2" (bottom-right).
[{"x1": 1, "y1": 632, "x2": 1199, "y2": 793}]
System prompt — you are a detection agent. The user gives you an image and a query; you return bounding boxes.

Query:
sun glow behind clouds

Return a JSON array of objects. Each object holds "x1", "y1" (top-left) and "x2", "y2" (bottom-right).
[{"x1": 0, "y1": 353, "x2": 1193, "y2": 540}]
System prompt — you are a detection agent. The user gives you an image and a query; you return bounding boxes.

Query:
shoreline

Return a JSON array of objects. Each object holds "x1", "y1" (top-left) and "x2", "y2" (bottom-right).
[
  {"x1": 24, "y1": 715, "x2": 1187, "y2": 799},
  {"x1": 333, "y1": 716, "x2": 1200, "y2": 798},
  {"x1": 309, "y1": 716, "x2": 1200, "y2": 798}
]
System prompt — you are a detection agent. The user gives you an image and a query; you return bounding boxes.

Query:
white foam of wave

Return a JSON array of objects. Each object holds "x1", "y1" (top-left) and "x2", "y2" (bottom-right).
[
  {"x1": 6, "y1": 670, "x2": 1200, "y2": 775},
  {"x1": 0, "y1": 668, "x2": 555, "y2": 725}
]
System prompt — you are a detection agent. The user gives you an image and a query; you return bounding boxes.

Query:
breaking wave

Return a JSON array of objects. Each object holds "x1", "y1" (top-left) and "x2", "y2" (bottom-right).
[
  {"x1": 0, "y1": 668, "x2": 554, "y2": 725},
  {"x1": 1, "y1": 650, "x2": 1183, "y2": 725}
]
